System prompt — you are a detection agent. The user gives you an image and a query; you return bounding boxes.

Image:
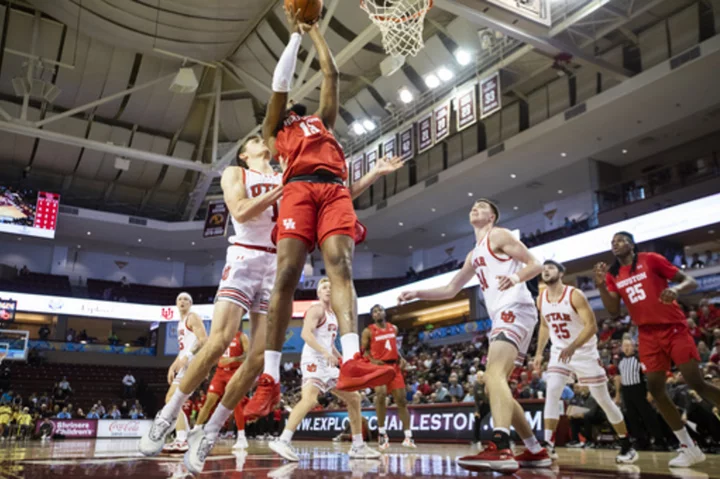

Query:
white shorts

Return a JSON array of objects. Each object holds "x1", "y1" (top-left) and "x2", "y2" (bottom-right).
[
  {"x1": 216, "y1": 245, "x2": 277, "y2": 315},
  {"x1": 546, "y1": 348, "x2": 607, "y2": 385},
  {"x1": 488, "y1": 303, "x2": 538, "y2": 366},
  {"x1": 301, "y1": 359, "x2": 339, "y2": 394}
]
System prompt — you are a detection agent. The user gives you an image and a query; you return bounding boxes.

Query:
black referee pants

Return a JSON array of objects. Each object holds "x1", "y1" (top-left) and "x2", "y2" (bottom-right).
[{"x1": 621, "y1": 384, "x2": 666, "y2": 447}]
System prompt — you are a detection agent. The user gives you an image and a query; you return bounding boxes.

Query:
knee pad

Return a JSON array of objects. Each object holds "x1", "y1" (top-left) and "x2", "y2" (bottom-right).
[
  {"x1": 589, "y1": 384, "x2": 623, "y2": 424},
  {"x1": 544, "y1": 374, "x2": 567, "y2": 420}
]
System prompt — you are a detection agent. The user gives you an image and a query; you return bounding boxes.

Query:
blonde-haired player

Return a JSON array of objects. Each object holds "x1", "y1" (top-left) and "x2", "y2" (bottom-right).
[
  {"x1": 534, "y1": 260, "x2": 637, "y2": 464},
  {"x1": 163, "y1": 292, "x2": 207, "y2": 452},
  {"x1": 269, "y1": 278, "x2": 381, "y2": 462}
]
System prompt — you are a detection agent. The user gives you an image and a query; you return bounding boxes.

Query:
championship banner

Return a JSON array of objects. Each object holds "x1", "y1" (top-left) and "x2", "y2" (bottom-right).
[
  {"x1": 35, "y1": 419, "x2": 97, "y2": 438},
  {"x1": 352, "y1": 153, "x2": 365, "y2": 182},
  {"x1": 383, "y1": 135, "x2": 397, "y2": 158},
  {"x1": 365, "y1": 148, "x2": 378, "y2": 172},
  {"x1": 434, "y1": 102, "x2": 451, "y2": 141},
  {"x1": 399, "y1": 126, "x2": 414, "y2": 161},
  {"x1": 97, "y1": 419, "x2": 153, "y2": 438},
  {"x1": 294, "y1": 401, "x2": 545, "y2": 442},
  {"x1": 417, "y1": 112, "x2": 434, "y2": 153},
  {"x1": 456, "y1": 88, "x2": 477, "y2": 131},
  {"x1": 480, "y1": 72, "x2": 502, "y2": 119},
  {"x1": 202, "y1": 200, "x2": 230, "y2": 238}
]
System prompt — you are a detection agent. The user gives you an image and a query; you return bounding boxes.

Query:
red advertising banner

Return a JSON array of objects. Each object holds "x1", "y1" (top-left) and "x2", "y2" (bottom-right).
[
  {"x1": 480, "y1": 72, "x2": 502, "y2": 119},
  {"x1": 417, "y1": 113, "x2": 433, "y2": 153},
  {"x1": 35, "y1": 419, "x2": 98, "y2": 438},
  {"x1": 34, "y1": 191, "x2": 60, "y2": 231},
  {"x1": 399, "y1": 126, "x2": 414, "y2": 161},
  {"x1": 456, "y1": 88, "x2": 477, "y2": 131},
  {"x1": 202, "y1": 200, "x2": 229, "y2": 238},
  {"x1": 434, "y1": 102, "x2": 451, "y2": 142}
]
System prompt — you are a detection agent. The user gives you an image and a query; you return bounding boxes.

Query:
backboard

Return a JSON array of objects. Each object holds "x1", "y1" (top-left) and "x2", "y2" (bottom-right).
[
  {"x1": 486, "y1": 0, "x2": 550, "y2": 26},
  {"x1": 0, "y1": 329, "x2": 29, "y2": 361}
]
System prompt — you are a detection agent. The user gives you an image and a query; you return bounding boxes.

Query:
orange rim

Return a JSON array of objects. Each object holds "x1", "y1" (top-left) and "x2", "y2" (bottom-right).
[{"x1": 360, "y1": 0, "x2": 433, "y2": 24}]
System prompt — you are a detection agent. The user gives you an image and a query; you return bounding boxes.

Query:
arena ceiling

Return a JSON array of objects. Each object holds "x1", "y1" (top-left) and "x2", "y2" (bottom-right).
[{"x1": 0, "y1": 0, "x2": 716, "y2": 255}]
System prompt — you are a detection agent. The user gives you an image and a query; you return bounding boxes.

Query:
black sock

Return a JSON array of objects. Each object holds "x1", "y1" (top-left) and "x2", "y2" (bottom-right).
[
  {"x1": 619, "y1": 436, "x2": 631, "y2": 451},
  {"x1": 492, "y1": 429, "x2": 511, "y2": 450}
]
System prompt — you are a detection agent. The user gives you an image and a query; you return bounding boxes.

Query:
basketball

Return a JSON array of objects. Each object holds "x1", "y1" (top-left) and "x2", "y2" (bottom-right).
[{"x1": 285, "y1": 0, "x2": 323, "y2": 24}]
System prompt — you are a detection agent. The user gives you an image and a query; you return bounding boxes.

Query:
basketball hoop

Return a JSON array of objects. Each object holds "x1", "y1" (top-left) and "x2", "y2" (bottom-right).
[{"x1": 361, "y1": 0, "x2": 433, "y2": 58}]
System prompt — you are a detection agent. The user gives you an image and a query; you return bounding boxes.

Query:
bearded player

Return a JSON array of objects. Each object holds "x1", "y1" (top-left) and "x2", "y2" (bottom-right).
[
  {"x1": 362, "y1": 305, "x2": 415, "y2": 450},
  {"x1": 244, "y1": 7, "x2": 400, "y2": 421},
  {"x1": 139, "y1": 114, "x2": 283, "y2": 460},
  {"x1": 595, "y1": 231, "x2": 720, "y2": 467},
  {"x1": 399, "y1": 199, "x2": 549, "y2": 473},
  {"x1": 162, "y1": 293, "x2": 207, "y2": 453},
  {"x1": 194, "y1": 330, "x2": 250, "y2": 450},
  {"x1": 534, "y1": 260, "x2": 637, "y2": 463},
  {"x1": 269, "y1": 278, "x2": 381, "y2": 461}
]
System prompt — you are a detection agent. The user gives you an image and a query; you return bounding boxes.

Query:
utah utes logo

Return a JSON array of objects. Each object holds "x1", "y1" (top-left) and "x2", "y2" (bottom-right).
[
  {"x1": 222, "y1": 265, "x2": 231, "y2": 281},
  {"x1": 500, "y1": 311, "x2": 516, "y2": 324},
  {"x1": 306, "y1": 363, "x2": 317, "y2": 373},
  {"x1": 161, "y1": 308, "x2": 174, "y2": 320}
]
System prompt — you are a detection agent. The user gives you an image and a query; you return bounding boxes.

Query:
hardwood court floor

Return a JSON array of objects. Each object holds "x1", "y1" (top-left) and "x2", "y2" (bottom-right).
[{"x1": 0, "y1": 438, "x2": 718, "y2": 478}]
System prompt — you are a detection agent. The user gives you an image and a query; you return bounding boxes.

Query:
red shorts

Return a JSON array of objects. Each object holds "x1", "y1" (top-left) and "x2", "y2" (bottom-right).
[
  {"x1": 638, "y1": 323, "x2": 700, "y2": 373},
  {"x1": 384, "y1": 363, "x2": 406, "y2": 391},
  {"x1": 208, "y1": 368, "x2": 237, "y2": 397},
  {"x1": 273, "y1": 182, "x2": 366, "y2": 251}
]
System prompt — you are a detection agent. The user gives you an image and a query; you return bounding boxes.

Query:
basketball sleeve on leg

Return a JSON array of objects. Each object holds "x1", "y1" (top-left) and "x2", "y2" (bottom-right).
[
  {"x1": 544, "y1": 374, "x2": 567, "y2": 421},
  {"x1": 589, "y1": 384, "x2": 623, "y2": 425},
  {"x1": 273, "y1": 32, "x2": 302, "y2": 92}
]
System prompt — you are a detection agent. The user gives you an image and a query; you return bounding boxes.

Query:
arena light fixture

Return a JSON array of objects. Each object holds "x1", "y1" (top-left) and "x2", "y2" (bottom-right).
[
  {"x1": 558, "y1": 189, "x2": 564, "y2": 194},
  {"x1": 409, "y1": 245, "x2": 413, "y2": 249},
  {"x1": 455, "y1": 49, "x2": 472, "y2": 66},
  {"x1": 425, "y1": 74, "x2": 440, "y2": 89},
  {"x1": 437, "y1": 67, "x2": 454, "y2": 82},
  {"x1": 467, "y1": 192, "x2": 473, "y2": 197},
  {"x1": 510, "y1": 174, "x2": 517, "y2": 179},
  {"x1": 622, "y1": 149, "x2": 628, "y2": 154},
  {"x1": 86, "y1": 231, "x2": 91, "y2": 236},
  {"x1": 351, "y1": 122, "x2": 367, "y2": 135},
  {"x1": 398, "y1": 222, "x2": 404, "y2": 226},
  {"x1": 191, "y1": 241, "x2": 196, "y2": 246},
  {"x1": 362, "y1": 119, "x2": 377, "y2": 132},
  {"x1": 514, "y1": 206, "x2": 519, "y2": 210},
  {"x1": 561, "y1": 152, "x2": 567, "y2": 157},
  {"x1": 441, "y1": 233, "x2": 446, "y2": 237},
  {"x1": 137, "y1": 238, "x2": 142, "y2": 243},
  {"x1": 399, "y1": 88, "x2": 414, "y2": 104},
  {"x1": 431, "y1": 208, "x2": 436, "y2": 212}
]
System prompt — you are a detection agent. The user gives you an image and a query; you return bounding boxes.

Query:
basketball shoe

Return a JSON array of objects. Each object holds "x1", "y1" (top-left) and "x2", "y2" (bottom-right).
[
  {"x1": 457, "y1": 440, "x2": 519, "y2": 473},
  {"x1": 244, "y1": 374, "x2": 281, "y2": 421},
  {"x1": 515, "y1": 448, "x2": 552, "y2": 468},
  {"x1": 336, "y1": 353, "x2": 396, "y2": 392}
]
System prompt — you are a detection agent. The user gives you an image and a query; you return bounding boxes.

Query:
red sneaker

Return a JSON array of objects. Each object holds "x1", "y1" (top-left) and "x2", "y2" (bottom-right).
[
  {"x1": 335, "y1": 353, "x2": 396, "y2": 392},
  {"x1": 244, "y1": 374, "x2": 280, "y2": 421},
  {"x1": 515, "y1": 448, "x2": 552, "y2": 468},
  {"x1": 457, "y1": 441, "x2": 518, "y2": 473}
]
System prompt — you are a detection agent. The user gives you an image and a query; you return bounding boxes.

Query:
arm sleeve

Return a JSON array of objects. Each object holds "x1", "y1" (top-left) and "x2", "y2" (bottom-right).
[
  {"x1": 605, "y1": 272, "x2": 618, "y2": 293},
  {"x1": 272, "y1": 33, "x2": 302, "y2": 92},
  {"x1": 647, "y1": 252, "x2": 679, "y2": 280}
]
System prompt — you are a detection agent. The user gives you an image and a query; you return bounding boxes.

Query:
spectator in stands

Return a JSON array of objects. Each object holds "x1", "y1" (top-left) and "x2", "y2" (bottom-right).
[
  {"x1": 86, "y1": 406, "x2": 100, "y2": 419},
  {"x1": 108, "y1": 331, "x2": 119, "y2": 346},
  {"x1": 120, "y1": 276, "x2": 130, "y2": 289},
  {"x1": 66, "y1": 329, "x2": 76, "y2": 342},
  {"x1": 447, "y1": 374, "x2": 463, "y2": 402},
  {"x1": 56, "y1": 407, "x2": 71, "y2": 419},
  {"x1": 58, "y1": 376, "x2": 71, "y2": 393},
  {"x1": 433, "y1": 381, "x2": 450, "y2": 403},
  {"x1": 418, "y1": 378, "x2": 432, "y2": 397},
  {"x1": 687, "y1": 319, "x2": 704, "y2": 344},
  {"x1": 95, "y1": 401, "x2": 106, "y2": 417},
  {"x1": 38, "y1": 325, "x2": 50, "y2": 341},
  {"x1": 104, "y1": 405, "x2": 121, "y2": 420},
  {"x1": 564, "y1": 217, "x2": 572, "y2": 231},
  {"x1": 77, "y1": 330, "x2": 88, "y2": 342},
  {"x1": 529, "y1": 370, "x2": 546, "y2": 396},
  {"x1": 19, "y1": 265, "x2": 29, "y2": 277},
  {"x1": 704, "y1": 250, "x2": 718, "y2": 267},
  {"x1": 698, "y1": 341, "x2": 711, "y2": 363},
  {"x1": 0, "y1": 390, "x2": 12, "y2": 403},
  {"x1": 122, "y1": 372, "x2": 136, "y2": 398},
  {"x1": 129, "y1": 405, "x2": 144, "y2": 419},
  {"x1": 691, "y1": 253, "x2": 705, "y2": 269}
]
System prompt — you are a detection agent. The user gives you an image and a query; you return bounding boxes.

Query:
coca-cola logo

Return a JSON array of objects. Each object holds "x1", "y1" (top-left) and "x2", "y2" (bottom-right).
[{"x1": 109, "y1": 421, "x2": 140, "y2": 433}]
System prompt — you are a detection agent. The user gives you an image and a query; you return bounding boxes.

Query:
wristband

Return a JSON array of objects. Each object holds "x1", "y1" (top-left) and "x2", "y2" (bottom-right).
[{"x1": 509, "y1": 274, "x2": 521, "y2": 285}]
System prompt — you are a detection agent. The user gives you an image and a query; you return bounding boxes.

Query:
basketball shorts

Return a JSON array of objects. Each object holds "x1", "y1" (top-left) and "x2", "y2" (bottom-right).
[
  {"x1": 383, "y1": 363, "x2": 406, "y2": 391},
  {"x1": 546, "y1": 347, "x2": 607, "y2": 385},
  {"x1": 273, "y1": 182, "x2": 367, "y2": 251},
  {"x1": 208, "y1": 368, "x2": 239, "y2": 397},
  {"x1": 488, "y1": 303, "x2": 538, "y2": 366},
  {"x1": 301, "y1": 358, "x2": 339, "y2": 394},
  {"x1": 638, "y1": 323, "x2": 700, "y2": 373},
  {"x1": 215, "y1": 244, "x2": 277, "y2": 315}
]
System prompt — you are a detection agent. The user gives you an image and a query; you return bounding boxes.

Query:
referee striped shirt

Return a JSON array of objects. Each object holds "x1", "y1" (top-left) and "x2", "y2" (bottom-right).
[{"x1": 618, "y1": 355, "x2": 643, "y2": 386}]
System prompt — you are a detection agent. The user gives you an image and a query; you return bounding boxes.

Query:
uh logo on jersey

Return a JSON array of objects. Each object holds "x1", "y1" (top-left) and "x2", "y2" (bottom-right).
[{"x1": 249, "y1": 184, "x2": 277, "y2": 197}]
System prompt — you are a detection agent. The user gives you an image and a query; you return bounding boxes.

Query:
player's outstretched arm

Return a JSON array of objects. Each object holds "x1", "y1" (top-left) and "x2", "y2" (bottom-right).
[
  {"x1": 491, "y1": 228, "x2": 542, "y2": 291},
  {"x1": 349, "y1": 156, "x2": 404, "y2": 199},
  {"x1": 533, "y1": 297, "x2": 549, "y2": 370},
  {"x1": 361, "y1": 328, "x2": 383, "y2": 365},
  {"x1": 221, "y1": 167, "x2": 282, "y2": 224},
  {"x1": 593, "y1": 262, "x2": 620, "y2": 316},
  {"x1": 559, "y1": 289, "x2": 599, "y2": 363},
  {"x1": 398, "y1": 252, "x2": 475, "y2": 303},
  {"x1": 301, "y1": 305, "x2": 338, "y2": 367},
  {"x1": 308, "y1": 25, "x2": 339, "y2": 129}
]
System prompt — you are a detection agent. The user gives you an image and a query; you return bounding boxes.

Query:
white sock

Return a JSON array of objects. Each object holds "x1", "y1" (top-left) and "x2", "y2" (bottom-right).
[
  {"x1": 523, "y1": 435, "x2": 542, "y2": 454},
  {"x1": 237, "y1": 429, "x2": 246, "y2": 439},
  {"x1": 378, "y1": 427, "x2": 386, "y2": 435},
  {"x1": 544, "y1": 430, "x2": 555, "y2": 444},
  {"x1": 205, "y1": 404, "x2": 233, "y2": 440},
  {"x1": 263, "y1": 351, "x2": 282, "y2": 382},
  {"x1": 674, "y1": 428, "x2": 694, "y2": 448},
  {"x1": 162, "y1": 389, "x2": 190, "y2": 422},
  {"x1": 176, "y1": 429, "x2": 187, "y2": 442},
  {"x1": 352, "y1": 434, "x2": 364, "y2": 448},
  {"x1": 340, "y1": 333, "x2": 360, "y2": 363},
  {"x1": 280, "y1": 429, "x2": 294, "y2": 443},
  {"x1": 404, "y1": 430, "x2": 412, "y2": 439}
]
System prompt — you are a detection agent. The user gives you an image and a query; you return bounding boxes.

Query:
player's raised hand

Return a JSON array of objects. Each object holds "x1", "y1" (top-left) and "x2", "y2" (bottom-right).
[
  {"x1": 374, "y1": 156, "x2": 404, "y2": 176},
  {"x1": 398, "y1": 290, "x2": 418, "y2": 304},
  {"x1": 659, "y1": 286, "x2": 679, "y2": 304},
  {"x1": 284, "y1": 6, "x2": 313, "y2": 34},
  {"x1": 593, "y1": 262, "x2": 609, "y2": 286},
  {"x1": 323, "y1": 351, "x2": 339, "y2": 368}
]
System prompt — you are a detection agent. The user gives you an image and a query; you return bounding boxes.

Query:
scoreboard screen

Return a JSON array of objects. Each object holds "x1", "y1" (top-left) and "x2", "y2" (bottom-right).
[{"x1": 0, "y1": 187, "x2": 60, "y2": 239}]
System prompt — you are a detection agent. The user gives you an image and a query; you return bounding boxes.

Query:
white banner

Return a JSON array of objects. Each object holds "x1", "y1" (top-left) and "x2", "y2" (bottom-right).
[{"x1": 97, "y1": 419, "x2": 153, "y2": 438}]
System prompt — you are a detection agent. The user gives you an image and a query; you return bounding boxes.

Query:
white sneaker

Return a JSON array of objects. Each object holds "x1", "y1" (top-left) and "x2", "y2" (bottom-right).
[
  {"x1": 267, "y1": 463, "x2": 300, "y2": 479},
  {"x1": 349, "y1": 443, "x2": 382, "y2": 459},
  {"x1": 233, "y1": 435, "x2": 249, "y2": 449},
  {"x1": 616, "y1": 447, "x2": 638, "y2": 464},
  {"x1": 139, "y1": 412, "x2": 176, "y2": 457},
  {"x1": 183, "y1": 426, "x2": 217, "y2": 475},
  {"x1": 174, "y1": 440, "x2": 189, "y2": 453},
  {"x1": 402, "y1": 438, "x2": 417, "y2": 449},
  {"x1": 268, "y1": 439, "x2": 300, "y2": 462},
  {"x1": 669, "y1": 445, "x2": 706, "y2": 468}
]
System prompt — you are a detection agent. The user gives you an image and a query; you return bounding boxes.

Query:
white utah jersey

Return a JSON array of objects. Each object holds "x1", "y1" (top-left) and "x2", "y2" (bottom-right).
[
  {"x1": 301, "y1": 305, "x2": 338, "y2": 363},
  {"x1": 471, "y1": 230, "x2": 534, "y2": 319},
  {"x1": 228, "y1": 168, "x2": 282, "y2": 249},
  {"x1": 539, "y1": 285, "x2": 597, "y2": 355},
  {"x1": 177, "y1": 313, "x2": 198, "y2": 359}
]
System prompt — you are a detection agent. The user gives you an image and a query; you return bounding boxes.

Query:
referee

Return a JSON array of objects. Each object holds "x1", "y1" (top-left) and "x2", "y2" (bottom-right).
[{"x1": 614, "y1": 339, "x2": 667, "y2": 449}]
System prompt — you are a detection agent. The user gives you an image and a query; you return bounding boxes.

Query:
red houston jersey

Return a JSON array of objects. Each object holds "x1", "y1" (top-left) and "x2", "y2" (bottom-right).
[
  {"x1": 369, "y1": 322, "x2": 399, "y2": 362},
  {"x1": 274, "y1": 112, "x2": 348, "y2": 183},
  {"x1": 605, "y1": 252, "x2": 686, "y2": 327},
  {"x1": 218, "y1": 332, "x2": 245, "y2": 372}
]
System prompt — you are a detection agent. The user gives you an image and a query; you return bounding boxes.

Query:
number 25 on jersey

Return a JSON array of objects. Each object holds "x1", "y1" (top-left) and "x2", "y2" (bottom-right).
[{"x1": 625, "y1": 284, "x2": 646, "y2": 304}]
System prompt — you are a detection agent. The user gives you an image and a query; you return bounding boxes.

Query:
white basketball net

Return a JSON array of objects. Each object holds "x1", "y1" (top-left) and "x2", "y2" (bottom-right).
[{"x1": 361, "y1": 0, "x2": 432, "y2": 58}]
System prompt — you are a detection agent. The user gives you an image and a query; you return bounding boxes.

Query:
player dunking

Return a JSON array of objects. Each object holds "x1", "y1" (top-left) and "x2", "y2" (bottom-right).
[
  {"x1": 399, "y1": 199, "x2": 549, "y2": 473},
  {"x1": 244, "y1": 8, "x2": 401, "y2": 420},
  {"x1": 269, "y1": 278, "x2": 381, "y2": 461},
  {"x1": 595, "y1": 231, "x2": 720, "y2": 467},
  {"x1": 162, "y1": 293, "x2": 207, "y2": 453},
  {"x1": 362, "y1": 305, "x2": 415, "y2": 449},
  {"x1": 140, "y1": 123, "x2": 283, "y2": 467},
  {"x1": 194, "y1": 330, "x2": 250, "y2": 450},
  {"x1": 533, "y1": 260, "x2": 637, "y2": 464}
]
